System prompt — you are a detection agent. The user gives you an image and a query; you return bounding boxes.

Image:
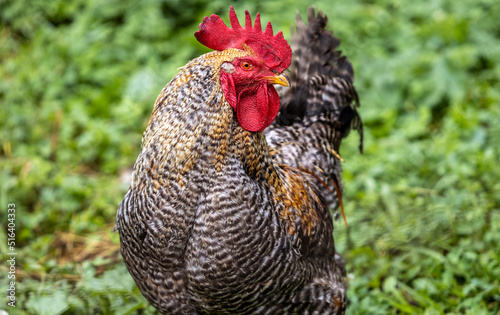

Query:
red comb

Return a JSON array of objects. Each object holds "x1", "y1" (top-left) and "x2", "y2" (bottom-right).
[{"x1": 195, "y1": 6, "x2": 291, "y2": 73}]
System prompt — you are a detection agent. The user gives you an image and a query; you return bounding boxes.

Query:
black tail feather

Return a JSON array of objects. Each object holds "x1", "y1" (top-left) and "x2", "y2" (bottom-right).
[{"x1": 275, "y1": 7, "x2": 363, "y2": 153}]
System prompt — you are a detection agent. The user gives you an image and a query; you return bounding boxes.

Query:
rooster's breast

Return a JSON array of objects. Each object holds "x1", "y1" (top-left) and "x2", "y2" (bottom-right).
[{"x1": 184, "y1": 167, "x2": 304, "y2": 312}]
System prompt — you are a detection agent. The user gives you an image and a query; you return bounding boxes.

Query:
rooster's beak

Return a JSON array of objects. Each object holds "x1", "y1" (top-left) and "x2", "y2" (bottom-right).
[{"x1": 262, "y1": 74, "x2": 290, "y2": 87}]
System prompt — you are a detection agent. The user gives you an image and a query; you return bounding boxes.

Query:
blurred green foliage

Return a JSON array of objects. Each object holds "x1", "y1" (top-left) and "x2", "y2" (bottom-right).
[{"x1": 1, "y1": 0, "x2": 499, "y2": 313}]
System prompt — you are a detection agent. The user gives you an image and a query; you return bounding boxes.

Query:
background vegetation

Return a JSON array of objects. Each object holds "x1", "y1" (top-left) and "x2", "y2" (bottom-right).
[{"x1": 1, "y1": 0, "x2": 499, "y2": 313}]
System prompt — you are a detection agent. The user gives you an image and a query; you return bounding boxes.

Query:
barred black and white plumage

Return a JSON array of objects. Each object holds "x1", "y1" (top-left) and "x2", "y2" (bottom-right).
[
  {"x1": 115, "y1": 7, "x2": 362, "y2": 314},
  {"x1": 270, "y1": 8, "x2": 363, "y2": 221}
]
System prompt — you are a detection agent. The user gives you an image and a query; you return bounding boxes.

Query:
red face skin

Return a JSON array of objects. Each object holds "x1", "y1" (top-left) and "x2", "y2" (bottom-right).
[{"x1": 220, "y1": 56, "x2": 289, "y2": 133}]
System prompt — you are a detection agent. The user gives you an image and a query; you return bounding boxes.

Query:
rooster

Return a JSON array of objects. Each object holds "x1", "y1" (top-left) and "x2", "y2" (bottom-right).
[{"x1": 115, "y1": 6, "x2": 362, "y2": 314}]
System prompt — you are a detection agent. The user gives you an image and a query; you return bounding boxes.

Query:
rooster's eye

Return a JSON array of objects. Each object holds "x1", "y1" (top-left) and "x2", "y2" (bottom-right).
[{"x1": 240, "y1": 61, "x2": 253, "y2": 70}]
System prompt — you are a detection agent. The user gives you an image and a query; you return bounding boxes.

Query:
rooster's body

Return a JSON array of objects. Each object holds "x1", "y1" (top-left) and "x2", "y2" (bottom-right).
[{"x1": 116, "y1": 7, "x2": 362, "y2": 314}]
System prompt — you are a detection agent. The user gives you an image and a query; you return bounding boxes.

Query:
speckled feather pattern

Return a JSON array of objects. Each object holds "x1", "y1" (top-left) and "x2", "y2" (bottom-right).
[{"x1": 116, "y1": 8, "x2": 362, "y2": 315}]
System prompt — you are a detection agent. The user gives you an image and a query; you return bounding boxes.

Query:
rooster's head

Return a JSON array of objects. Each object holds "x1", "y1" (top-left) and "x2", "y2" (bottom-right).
[{"x1": 195, "y1": 6, "x2": 292, "y2": 132}]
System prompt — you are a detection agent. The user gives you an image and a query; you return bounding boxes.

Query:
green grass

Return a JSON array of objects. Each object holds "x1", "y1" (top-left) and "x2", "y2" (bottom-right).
[{"x1": 1, "y1": 0, "x2": 499, "y2": 314}]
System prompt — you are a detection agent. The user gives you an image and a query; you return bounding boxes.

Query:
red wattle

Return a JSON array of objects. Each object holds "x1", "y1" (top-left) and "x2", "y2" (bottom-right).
[
  {"x1": 220, "y1": 73, "x2": 280, "y2": 133},
  {"x1": 263, "y1": 84, "x2": 280, "y2": 129},
  {"x1": 237, "y1": 84, "x2": 280, "y2": 132}
]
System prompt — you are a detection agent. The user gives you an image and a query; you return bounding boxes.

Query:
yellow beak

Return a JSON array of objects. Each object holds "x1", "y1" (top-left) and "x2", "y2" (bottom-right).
[{"x1": 262, "y1": 73, "x2": 290, "y2": 87}]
